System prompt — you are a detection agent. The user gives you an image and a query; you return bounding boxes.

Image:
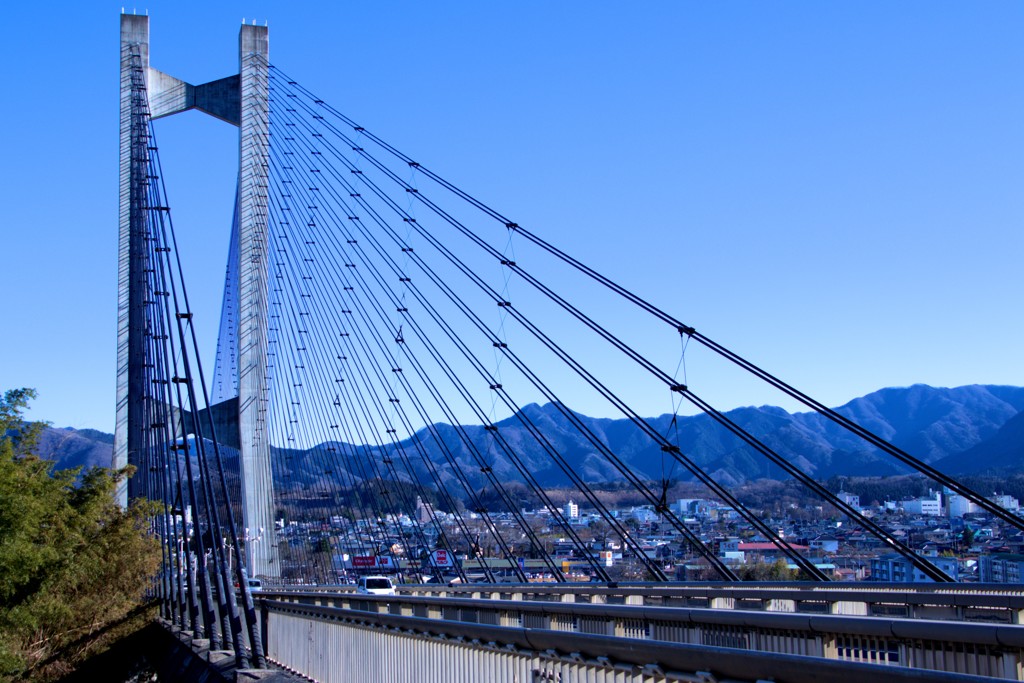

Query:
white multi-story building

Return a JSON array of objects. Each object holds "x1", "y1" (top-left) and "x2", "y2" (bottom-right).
[
  {"x1": 564, "y1": 499, "x2": 579, "y2": 519},
  {"x1": 903, "y1": 491, "x2": 942, "y2": 516},
  {"x1": 630, "y1": 506, "x2": 659, "y2": 523},
  {"x1": 837, "y1": 491, "x2": 860, "y2": 508},
  {"x1": 675, "y1": 498, "x2": 702, "y2": 515},
  {"x1": 947, "y1": 494, "x2": 979, "y2": 518},
  {"x1": 991, "y1": 494, "x2": 1020, "y2": 513}
]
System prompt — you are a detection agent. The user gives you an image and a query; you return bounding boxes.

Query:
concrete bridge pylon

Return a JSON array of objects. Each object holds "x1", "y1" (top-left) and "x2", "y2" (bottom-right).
[{"x1": 115, "y1": 13, "x2": 278, "y2": 580}]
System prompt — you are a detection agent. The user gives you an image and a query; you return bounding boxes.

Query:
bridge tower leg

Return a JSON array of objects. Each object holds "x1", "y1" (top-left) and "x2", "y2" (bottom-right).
[
  {"x1": 115, "y1": 13, "x2": 151, "y2": 507},
  {"x1": 115, "y1": 14, "x2": 278, "y2": 579},
  {"x1": 236, "y1": 23, "x2": 278, "y2": 581}
]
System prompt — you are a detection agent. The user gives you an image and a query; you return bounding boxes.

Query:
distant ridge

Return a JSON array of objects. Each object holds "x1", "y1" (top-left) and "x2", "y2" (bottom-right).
[
  {"x1": 933, "y1": 408, "x2": 1024, "y2": 475},
  {"x1": 35, "y1": 384, "x2": 1024, "y2": 485},
  {"x1": 36, "y1": 427, "x2": 114, "y2": 472}
]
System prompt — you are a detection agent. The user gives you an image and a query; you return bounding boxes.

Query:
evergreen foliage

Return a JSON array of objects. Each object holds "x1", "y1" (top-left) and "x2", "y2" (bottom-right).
[{"x1": 0, "y1": 389, "x2": 160, "y2": 681}]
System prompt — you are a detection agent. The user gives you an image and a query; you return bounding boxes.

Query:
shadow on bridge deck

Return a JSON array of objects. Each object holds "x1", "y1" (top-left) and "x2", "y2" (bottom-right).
[{"x1": 57, "y1": 619, "x2": 299, "y2": 683}]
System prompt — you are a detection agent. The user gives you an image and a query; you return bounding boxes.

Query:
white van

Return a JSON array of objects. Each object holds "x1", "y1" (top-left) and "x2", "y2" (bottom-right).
[
  {"x1": 356, "y1": 575, "x2": 396, "y2": 596},
  {"x1": 233, "y1": 576, "x2": 263, "y2": 597}
]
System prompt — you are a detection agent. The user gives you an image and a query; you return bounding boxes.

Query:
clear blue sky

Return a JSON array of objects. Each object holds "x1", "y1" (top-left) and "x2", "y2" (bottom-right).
[{"x1": 1, "y1": 2, "x2": 1021, "y2": 432}]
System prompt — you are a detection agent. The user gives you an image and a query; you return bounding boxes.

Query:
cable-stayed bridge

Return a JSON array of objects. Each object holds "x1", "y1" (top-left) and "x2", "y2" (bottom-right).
[{"x1": 115, "y1": 14, "x2": 1024, "y2": 682}]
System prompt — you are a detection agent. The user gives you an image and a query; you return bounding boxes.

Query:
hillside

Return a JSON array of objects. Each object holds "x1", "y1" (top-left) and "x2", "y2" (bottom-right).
[
  {"x1": 933, "y1": 408, "x2": 1024, "y2": 475},
  {"x1": 36, "y1": 426, "x2": 114, "y2": 472},
  {"x1": 37, "y1": 384, "x2": 1024, "y2": 486}
]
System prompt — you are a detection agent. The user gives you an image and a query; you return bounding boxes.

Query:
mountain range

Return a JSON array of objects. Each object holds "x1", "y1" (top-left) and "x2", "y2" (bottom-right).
[{"x1": 34, "y1": 384, "x2": 1024, "y2": 487}]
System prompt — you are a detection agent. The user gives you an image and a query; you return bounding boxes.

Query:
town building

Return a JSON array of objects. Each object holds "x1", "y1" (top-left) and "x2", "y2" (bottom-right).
[
  {"x1": 870, "y1": 552, "x2": 958, "y2": 582},
  {"x1": 837, "y1": 491, "x2": 860, "y2": 508},
  {"x1": 809, "y1": 536, "x2": 839, "y2": 554},
  {"x1": 902, "y1": 491, "x2": 942, "y2": 516},
  {"x1": 978, "y1": 553, "x2": 1024, "y2": 583},
  {"x1": 415, "y1": 497, "x2": 436, "y2": 525},
  {"x1": 947, "y1": 494, "x2": 979, "y2": 518},
  {"x1": 991, "y1": 494, "x2": 1020, "y2": 513}
]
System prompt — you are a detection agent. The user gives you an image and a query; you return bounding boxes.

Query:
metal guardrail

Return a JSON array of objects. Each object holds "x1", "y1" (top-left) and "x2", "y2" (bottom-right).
[
  {"x1": 259, "y1": 594, "x2": 1020, "y2": 682},
  {"x1": 269, "y1": 581, "x2": 1024, "y2": 623},
  {"x1": 400, "y1": 582, "x2": 1024, "y2": 622}
]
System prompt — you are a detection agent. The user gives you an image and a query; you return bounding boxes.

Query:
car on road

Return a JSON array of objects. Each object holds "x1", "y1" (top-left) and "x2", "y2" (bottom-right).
[{"x1": 356, "y1": 575, "x2": 396, "y2": 596}]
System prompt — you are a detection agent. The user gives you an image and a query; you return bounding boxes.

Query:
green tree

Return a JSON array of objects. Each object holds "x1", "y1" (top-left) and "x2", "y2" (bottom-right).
[
  {"x1": 0, "y1": 389, "x2": 160, "y2": 681},
  {"x1": 737, "y1": 558, "x2": 796, "y2": 581}
]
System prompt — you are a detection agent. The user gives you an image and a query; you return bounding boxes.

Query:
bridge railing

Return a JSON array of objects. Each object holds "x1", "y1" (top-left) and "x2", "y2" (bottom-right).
[
  {"x1": 269, "y1": 581, "x2": 1024, "y2": 624},
  {"x1": 400, "y1": 581, "x2": 1024, "y2": 623},
  {"x1": 259, "y1": 590, "x2": 1024, "y2": 680}
]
